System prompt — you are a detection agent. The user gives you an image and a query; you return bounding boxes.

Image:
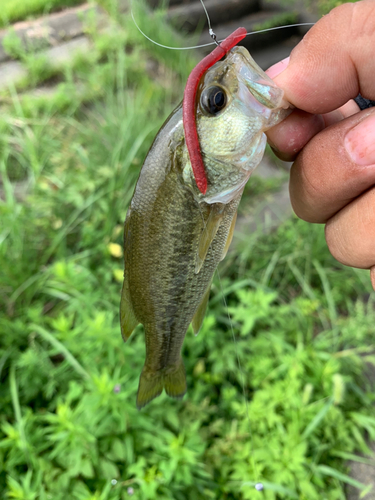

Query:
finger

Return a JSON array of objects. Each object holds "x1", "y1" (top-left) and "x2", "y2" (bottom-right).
[
  {"x1": 289, "y1": 108, "x2": 375, "y2": 223},
  {"x1": 371, "y1": 267, "x2": 375, "y2": 291},
  {"x1": 273, "y1": 1, "x2": 375, "y2": 113},
  {"x1": 325, "y1": 187, "x2": 375, "y2": 269},
  {"x1": 322, "y1": 99, "x2": 360, "y2": 127},
  {"x1": 267, "y1": 110, "x2": 325, "y2": 161},
  {"x1": 267, "y1": 99, "x2": 360, "y2": 161}
]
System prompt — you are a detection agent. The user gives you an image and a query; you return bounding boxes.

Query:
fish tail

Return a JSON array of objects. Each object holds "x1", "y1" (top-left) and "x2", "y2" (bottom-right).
[
  {"x1": 164, "y1": 359, "x2": 187, "y2": 399},
  {"x1": 136, "y1": 360, "x2": 187, "y2": 409},
  {"x1": 136, "y1": 368, "x2": 164, "y2": 410}
]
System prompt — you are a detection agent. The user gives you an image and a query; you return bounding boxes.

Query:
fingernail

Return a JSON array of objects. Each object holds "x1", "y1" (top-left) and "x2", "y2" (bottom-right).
[
  {"x1": 266, "y1": 57, "x2": 290, "y2": 79},
  {"x1": 344, "y1": 113, "x2": 375, "y2": 166}
]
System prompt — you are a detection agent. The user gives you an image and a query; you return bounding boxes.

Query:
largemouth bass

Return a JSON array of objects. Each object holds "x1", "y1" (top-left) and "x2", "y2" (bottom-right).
[{"x1": 121, "y1": 44, "x2": 289, "y2": 409}]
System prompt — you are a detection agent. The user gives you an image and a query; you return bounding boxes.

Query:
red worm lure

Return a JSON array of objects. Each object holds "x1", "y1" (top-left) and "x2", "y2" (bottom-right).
[{"x1": 182, "y1": 27, "x2": 248, "y2": 195}]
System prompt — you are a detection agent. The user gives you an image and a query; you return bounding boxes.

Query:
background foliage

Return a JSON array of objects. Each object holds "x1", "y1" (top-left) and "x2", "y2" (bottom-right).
[{"x1": 1, "y1": 1, "x2": 374, "y2": 499}]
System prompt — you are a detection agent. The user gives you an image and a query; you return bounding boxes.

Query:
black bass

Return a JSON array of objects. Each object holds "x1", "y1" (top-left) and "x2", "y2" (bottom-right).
[{"x1": 121, "y1": 44, "x2": 289, "y2": 409}]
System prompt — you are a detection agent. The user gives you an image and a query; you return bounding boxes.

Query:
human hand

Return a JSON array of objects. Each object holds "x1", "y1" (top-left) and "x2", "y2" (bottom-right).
[{"x1": 266, "y1": 0, "x2": 375, "y2": 290}]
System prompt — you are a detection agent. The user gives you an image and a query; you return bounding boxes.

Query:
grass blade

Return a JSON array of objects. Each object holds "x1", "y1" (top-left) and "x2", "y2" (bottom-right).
[
  {"x1": 302, "y1": 398, "x2": 333, "y2": 439},
  {"x1": 313, "y1": 259, "x2": 337, "y2": 325},
  {"x1": 32, "y1": 324, "x2": 90, "y2": 380},
  {"x1": 9, "y1": 364, "x2": 30, "y2": 464},
  {"x1": 287, "y1": 259, "x2": 329, "y2": 330},
  {"x1": 317, "y1": 464, "x2": 368, "y2": 490},
  {"x1": 331, "y1": 450, "x2": 375, "y2": 466}
]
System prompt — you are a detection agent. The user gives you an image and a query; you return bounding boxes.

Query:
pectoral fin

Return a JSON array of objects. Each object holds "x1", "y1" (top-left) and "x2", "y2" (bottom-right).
[
  {"x1": 220, "y1": 211, "x2": 237, "y2": 261},
  {"x1": 195, "y1": 204, "x2": 224, "y2": 274},
  {"x1": 191, "y1": 282, "x2": 211, "y2": 335},
  {"x1": 120, "y1": 276, "x2": 139, "y2": 341}
]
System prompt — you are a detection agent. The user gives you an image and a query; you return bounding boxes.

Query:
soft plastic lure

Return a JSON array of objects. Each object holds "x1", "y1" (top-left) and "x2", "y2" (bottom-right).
[{"x1": 182, "y1": 27, "x2": 247, "y2": 194}]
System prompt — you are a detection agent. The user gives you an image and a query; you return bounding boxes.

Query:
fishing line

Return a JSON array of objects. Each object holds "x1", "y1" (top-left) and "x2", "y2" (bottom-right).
[
  {"x1": 194, "y1": 0, "x2": 261, "y2": 489},
  {"x1": 130, "y1": 7, "x2": 215, "y2": 50},
  {"x1": 198, "y1": 0, "x2": 219, "y2": 45},
  {"x1": 195, "y1": 191, "x2": 262, "y2": 488},
  {"x1": 199, "y1": 0, "x2": 212, "y2": 30},
  {"x1": 130, "y1": 1, "x2": 314, "y2": 50},
  {"x1": 132, "y1": 10, "x2": 314, "y2": 50},
  {"x1": 216, "y1": 267, "x2": 261, "y2": 485},
  {"x1": 130, "y1": 0, "x2": 302, "y2": 492}
]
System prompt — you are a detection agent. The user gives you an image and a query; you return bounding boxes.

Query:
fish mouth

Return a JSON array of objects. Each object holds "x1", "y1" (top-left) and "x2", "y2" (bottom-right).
[{"x1": 228, "y1": 46, "x2": 288, "y2": 112}]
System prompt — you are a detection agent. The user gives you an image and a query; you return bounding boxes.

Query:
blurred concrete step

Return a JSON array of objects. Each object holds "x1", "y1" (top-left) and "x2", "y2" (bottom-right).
[
  {"x1": 167, "y1": 0, "x2": 260, "y2": 31},
  {"x1": 0, "y1": 60, "x2": 26, "y2": 90},
  {"x1": 250, "y1": 35, "x2": 301, "y2": 70},
  {"x1": 234, "y1": 185, "x2": 292, "y2": 244},
  {"x1": 231, "y1": 155, "x2": 291, "y2": 247},
  {"x1": 0, "y1": 0, "x2": 130, "y2": 65},
  {"x1": 0, "y1": 36, "x2": 91, "y2": 90},
  {"x1": 346, "y1": 446, "x2": 375, "y2": 500},
  {"x1": 0, "y1": 3, "x2": 105, "y2": 64},
  {"x1": 147, "y1": 0, "x2": 196, "y2": 6}
]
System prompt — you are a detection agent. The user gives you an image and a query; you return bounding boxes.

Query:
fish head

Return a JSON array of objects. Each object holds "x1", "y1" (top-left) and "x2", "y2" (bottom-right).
[{"x1": 184, "y1": 46, "x2": 290, "y2": 204}]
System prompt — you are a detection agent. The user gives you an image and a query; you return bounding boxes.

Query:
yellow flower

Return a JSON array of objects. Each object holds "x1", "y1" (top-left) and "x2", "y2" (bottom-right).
[
  {"x1": 113, "y1": 269, "x2": 124, "y2": 282},
  {"x1": 108, "y1": 243, "x2": 123, "y2": 258}
]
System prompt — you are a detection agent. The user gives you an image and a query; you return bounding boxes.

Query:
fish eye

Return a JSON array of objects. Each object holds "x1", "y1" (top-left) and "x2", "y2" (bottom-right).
[{"x1": 200, "y1": 86, "x2": 227, "y2": 116}]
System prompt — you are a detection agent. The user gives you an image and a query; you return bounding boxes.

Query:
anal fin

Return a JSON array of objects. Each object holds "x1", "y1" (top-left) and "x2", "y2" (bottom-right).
[
  {"x1": 120, "y1": 276, "x2": 139, "y2": 342},
  {"x1": 191, "y1": 283, "x2": 211, "y2": 335}
]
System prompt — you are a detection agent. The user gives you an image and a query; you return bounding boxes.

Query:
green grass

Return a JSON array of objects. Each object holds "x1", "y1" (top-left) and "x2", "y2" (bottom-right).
[
  {"x1": 0, "y1": 0, "x2": 84, "y2": 27},
  {"x1": 1, "y1": 1, "x2": 375, "y2": 499},
  {"x1": 253, "y1": 11, "x2": 299, "y2": 32},
  {"x1": 314, "y1": 0, "x2": 350, "y2": 14}
]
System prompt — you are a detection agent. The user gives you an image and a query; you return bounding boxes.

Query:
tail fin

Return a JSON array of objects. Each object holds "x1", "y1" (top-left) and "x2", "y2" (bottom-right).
[
  {"x1": 164, "y1": 360, "x2": 186, "y2": 399},
  {"x1": 136, "y1": 360, "x2": 186, "y2": 409},
  {"x1": 136, "y1": 369, "x2": 164, "y2": 410}
]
